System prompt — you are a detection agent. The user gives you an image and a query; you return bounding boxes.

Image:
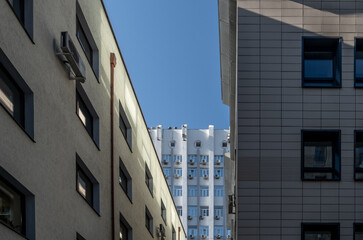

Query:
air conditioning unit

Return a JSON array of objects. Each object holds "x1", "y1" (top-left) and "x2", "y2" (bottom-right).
[
  {"x1": 176, "y1": 159, "x2": 181, "y2": 165},
  {"x1": 215, "y1": 215, "x2": 220, "y2": 220},
  {"x1": 199, "y1": 215, "x2": 204, "y2": 220},
  {"x1": 203, "y1": 174, "x2": 208, "y2": 179},
  {"x1": 201, "y1": 235, "x2": 207, "y2": 239},
  {"x1": 215, "y1": 174, "x2": 220, "y2": 179},
  {"x1": 163, "y1": 159, "x2": 168, "y2": 165},
  {"x1": 164, "y1": 174, "x2": 169, "y2": 179},
  {"x1": 189, "y1": 159, "x2": 194, "y2": 165},
  {"x1": 188, "y1": 174, "x2": 193, "y2": 179},
  {"x1": 188, "y1": 215, "x2": 193, "y2": 220},
  {"x1": 159, "y1": 224, "x2": 166, "y2": 237},
  {"x1": 189, "y1": 235, "x2": 195, "y2": 239},
  {"x1": 216, "y1": 234, "x2": 222, "y2": 239},
  {"x1": 227, "y1": 234, "x2": 231, "y2": 239},
  {"x1": 216, "y1": 159, "x2": 221, "y2": 165},
  {"x1": 58, "y1": 31, "x2": 86, "y2": 82},
  {"x1": 174, "y1": 174, "x2": 180, "y2": 179},
  {"x1": 201, "y1": 159, "x2": 207, "y2": 165}
]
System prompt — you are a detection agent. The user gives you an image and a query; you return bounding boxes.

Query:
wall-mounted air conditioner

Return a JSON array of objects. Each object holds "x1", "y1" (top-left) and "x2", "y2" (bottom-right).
[
  {"x1": 188, "y1": 216, "x2": 193, "y2": 220},
  {"x1": 215, "y1": 215, "x2": 220, "y2": 220},
  {"x1": 189, "y1": 235, "x2": 195, "y2": 239},
  {"x1": 216, "y1": 234, "x2": 222, "y2": 239},
  {"x1": 175, "y1": 159, "x2": 181, "y2": 165},
  {"x1": 189, "y1": 159, "x2": 194, "y2": 165},
  {"x1": 216, "y1": 159, "x2": 221, "y2": 165},
  {"x1": 203, "y1": 174, "x2": 208, "y2": 179},
  {"x1": 215, "y1": 174, "x2": 220, "y2": 179},
  {"x1": 201, "y1": 235, "x2": 207, "y2": 239},
  {"x1": 163, "y1": 160, "x2": 168, "y2": 165},
  {"x1": 199, "y1": 215, "x2": 204, "y2": 220},
  {"x1": 201, "y1": 159, "x2": 207, "y2": 165},
  {"x1": 174, "y1": 174, "x2": 180, "y2": 179},
  {"x1": 188, "y1": 174, "x2": 193, "y2": 179}
]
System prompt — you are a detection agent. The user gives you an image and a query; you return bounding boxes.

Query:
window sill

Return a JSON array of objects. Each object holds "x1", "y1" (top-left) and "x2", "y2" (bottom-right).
[{"x1": 0, "y1": 220, "x2": 27, "y2": 240}]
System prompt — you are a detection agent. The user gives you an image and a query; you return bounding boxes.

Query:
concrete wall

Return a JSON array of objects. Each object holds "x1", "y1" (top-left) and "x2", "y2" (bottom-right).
[
  {"x1": 0, "y1": 0, "x2": 185, "y2": 239},
  {"x1": 236, "y1": 0, "x2": 363, "y2": 239}
]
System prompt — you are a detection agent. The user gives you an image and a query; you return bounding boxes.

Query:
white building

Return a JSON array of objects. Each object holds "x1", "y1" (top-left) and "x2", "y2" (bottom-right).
[{"x1": 150, "y1": 125, "x2": 232, "y2": 240}]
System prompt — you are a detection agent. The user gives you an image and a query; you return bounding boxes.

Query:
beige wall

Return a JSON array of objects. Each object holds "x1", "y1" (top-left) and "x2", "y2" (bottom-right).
[{"x1": 0, "y1": 0, "x2": 185, "y2": 239}]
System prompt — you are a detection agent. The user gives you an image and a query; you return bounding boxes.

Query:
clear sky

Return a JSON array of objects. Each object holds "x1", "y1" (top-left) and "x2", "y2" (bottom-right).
[{"x1": 104, "y1": 0, "x2": 229, "y2": 130}]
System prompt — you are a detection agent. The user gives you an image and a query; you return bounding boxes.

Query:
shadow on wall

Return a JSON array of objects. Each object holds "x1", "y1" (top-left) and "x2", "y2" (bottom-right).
[{"x1": 290, "y1": 0, "x2": 363, "y2": 15}]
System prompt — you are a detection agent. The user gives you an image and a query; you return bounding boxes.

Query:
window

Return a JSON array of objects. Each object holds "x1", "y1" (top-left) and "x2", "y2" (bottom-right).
[
  {"x1": 170, "y1": 140, "x2": 176, "y2": 148},
  {"x1": 174, "y1": 186, "x2": 182, "y2": 197},
  {"x1": 145, "y1": 164, "x2": 153, "y2": 196},
  {"x1": 355, "y1": 131, "x2": 363, "y2": 180},
  {"x1": 354, "y1": 223, "x2": 363, "y2": 240},
  {"x1": 119, "y1": 158, "x2": 132, "y2": 201},
  {"x1": 76, "y1": 83, "x2": 99, "y2": 148},
  {"x1": 163, "y1": 168, "x2": 171, "y2": 178},
  {"x1": 6, "y1": 0, "x2": 33, "y2": 39},
  {"x1": 76, "y1": 1, "x2": 99, "y2": 78},
  {"x1": 0, "y1": 48, "x2": 34, "y2": 139},
  {"x1": 200, "y1": 186, "x2": 209, "y2": 197},
  {"x1": 214, "y1": 155, "x2": 224, "y2": 165},
  {"x1": 214, "y1": 186, "x2": 225, "y2": 197},
  {"x1": 174, "y1": 168, "x2": 182, "y2": 177},
  {"x1": 301, "y1": 130, "x2": 341, "y2": 180},
  {"x1": 188, "y1": 206, "x2": 198, "y2": 217},
  {"x1": 187, "y1": 168, "x2": 197, "y2": 178},
  {"x1": 200, "y1": 169, "x2": 209, "y2": 178},
  {"x1": 195, "y1": 140, "x2": 201, "y2": 148},
  {"x1": 188, "y1": 227, "x2": 198, "y2": 238},
  {"x1": 214, "y1": 169, "x2": 224, "y2": 178},
  {"x1": 355, "y1": 38, "x2": 363, "y2": 87},
  {"x1": 200, "y1": 226, "x2": 209, "y2": 237},
  {"x1": 188, "y1": 186, "x2": 198, "y2": 197},
  {"x1": 302, "y1": 223, "x2": 339, "y2": 240},
  {"x1": 119, "y1": 101, "x2": 132, "y2": 149},
  {"x1": 76, "y1": 154, "x2": 100, "y2": 213},
  {"x1": 162, "y1": 154, "x2": 171, "y2": 164},
  {"x1": 200, "y1": 155, "x2": 209, "y2": 165},
  {"x1": 172, "y1": 226, "x2": 176, "y2": 240},
  {"x1": 176, "y1": 206, "x2": 182, "y2": 216},
  {"x1": 302, "y1": 37, "x2": 341, "y2": 87},
  {"x1": 214, "y1": 226, "x2": 224, "y2": 238},
  {"x1": 77, "y1": 233, "x2": 86, "y2": 240},
  {"x1": 200, "y1": 206, "x2": 209, "y2": 217},
  {"x1": 0, "y1": 166, "x2": 35, "y2": 240},
  {"x1": 214, "y1": 207, "x2": 223, "y2": 218},
  {"x1": 222, "y1": 140, "x2": 228, "y2": 148},
  {"x1": 174, "y1": 155, "x2": 182, "y2": 164},
  {"x1": 145, "y1": 206, "x2": 153, "y2": 236},
  {"x1": 188, "y1": 154, "x2": 197, "y2": 164},
  {"x1": 161, "y1": 200, "x2": 166, "y2": 223}
]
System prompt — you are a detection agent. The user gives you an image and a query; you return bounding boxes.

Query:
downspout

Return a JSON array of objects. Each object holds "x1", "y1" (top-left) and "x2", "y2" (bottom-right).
[
  {"x1": 110, "y1": 52, "x2": 117, "y2": 240},
  {"x1": 178, "y1": 226, "x2": 181, "y2": 240}
]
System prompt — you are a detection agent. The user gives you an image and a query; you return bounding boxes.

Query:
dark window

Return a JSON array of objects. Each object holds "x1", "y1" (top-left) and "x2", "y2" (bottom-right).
[
  {"x1": 76, "y1": 154, "x2": 100, "y2": 214},
  {"x1": 0, "y1": 167, "x2": 35, "y2": 240},
  {"x1": 76, "y1": 1, "x2": 99, "y2": 79},
  {"x1": 161, "y1": 200, "x2": 166, "y2": 223},
  {"x1": 119, "y1": 158, "x2": 132, "y2": 201},
  {"x1": 355, "y1": 38, "x2": 363, "y2": 87},
  {"x1": 120, "y1": 213, "x2": 132, "y2": 240},
  {"x1": 145, "y1": 164, "x2": 153, "y2": 196},
  {"x1": 301, "y1": 130, "x2": 340, "y2": 180},
  {"x1": 302, "y1": 223, "x2": 339, "y2": 240},
  {"x1": 195, "y1": 140, "x2": 201, "y2": 148},
  {"x1": 172, "y1": 226, "x2": 176, "y2": 240},
  {"x1": 222, "y1": 141, "x2": 227, "y2": 148},
  {"x1": 177, "y1": 206, "x2": 182, "y2": 216},
  {"x1": 145, "y1": 206, "x2": 153, "y2": 236},
  {"x1": 6, "y1": 0, "x2": 33, "y2": 40},
  {"x1": 170, "y1": 140, "x2": 175, "y2": 148},
  {"x1": 76, "y1": 83, "x2": 99, "y2": 148},
  {"x1": 0, "y1": 49, "x2": 34, "y2": 139},
  {"x1": 302, "y1": 37, "x2": 341, "y2": 87},
  {"x1": 354, "y1": 223, "x2": 363, "y2": 240},
  {"x1": 76, "y1": 233, "x2": 86, "y2": 240},
  {"x1": 119, "y1": 102, "x2": 132, "y2": 149},
  {"x1": 355, "y1": 131, "x2": 363, "y2": 180}
]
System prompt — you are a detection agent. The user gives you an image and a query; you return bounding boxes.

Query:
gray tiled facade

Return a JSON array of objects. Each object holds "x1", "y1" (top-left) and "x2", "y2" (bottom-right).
[{"x1": 235, "y1": 0, "x2": 363, "y2": 239}]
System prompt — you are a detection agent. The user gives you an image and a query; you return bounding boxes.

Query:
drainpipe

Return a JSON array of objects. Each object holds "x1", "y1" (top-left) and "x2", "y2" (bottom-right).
[
  {"x1": 178, "y1": 226, "x2": 181, "y2": 240},
  {"x1": 110, "y1": 52, "x2": 117, "y2": 240}
]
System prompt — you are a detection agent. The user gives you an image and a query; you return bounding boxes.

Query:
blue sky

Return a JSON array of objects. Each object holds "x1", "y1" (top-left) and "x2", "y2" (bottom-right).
[{"x1": 104, "y1": 0, "x2": 229, "y2": 130}]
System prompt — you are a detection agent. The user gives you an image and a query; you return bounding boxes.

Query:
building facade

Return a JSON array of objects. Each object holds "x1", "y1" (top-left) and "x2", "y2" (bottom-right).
[
  {"x1": 0, "y1": 0, "x2": 186, "y2": 240},
  {"x1": 219, "y1": 0, "x2": 363, "y2": 239},
  {"x1": 150, "y1": 125, "x2": 232, "y2": 240}
]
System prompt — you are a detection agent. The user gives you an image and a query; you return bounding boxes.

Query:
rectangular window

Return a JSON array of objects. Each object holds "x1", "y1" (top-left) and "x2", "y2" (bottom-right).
[
  {"x1": 302, "y1": 223, "x2": 339, "y2": 240},
  {"x1": 200, "y1": 169, "x2": 209, "y2": 178},
  {"x1": 119, "y1": 101, "x2": 132, "y2": 149},
  {"x1": 355, "y1": 38, "x2": 363, "y2": 87},
  {"x1": 214, "y1": 207, "x2": 223, "y2": 218},
  {"x1": 145, "y1": 206, "x2": 153, "y2": 236},
  {"x1": 188, "y1": 227, "x2": 198, "y2": 238},
  {"x1": 174, "y1": 186, "x2": 182, "y2": 196},
  {"x1": 354, "y1": 223, "x2": 363, "y2": 240},
  {"x1": 76, "y1": 154, "x2": 100, "y2": 213},
  {"x1": 163, "y1": 168, "x2": 171, "y2": 178},
  {"x1": 119, "y1": 158, "x2": 132, "y2": 201},
  {"x1": 0, "y1": 49, "x2": 34, "y2": 139},
  {"x1": 200, "y1": 226, "x2": 209, "y2": 237},
  {"x1": 188, "y1": 186, "x2": 198, "y2": 197},
  {"x1": 162, "y1": 154, "x2": 171, "y2": 164},
  {"x1": 76, "y1": 1, "x2": 99, "y2": 78},
  {"x1": 145, "y1": 164, "x2": 153, "y2": 196},
  {"x1": 6, "y1": 0, "x2": 33, "y2": 39},
  {"x1": 161, "y1": 200, "x2": 166, "y2": 223},
  {"x1": 302, "y1": 130, "x2": 341, "y2": 180},
  {"x1": 174, "y1": 155, "x2": 182, "y2": 164},
  {"x1": 200, "y1": 206, "x2": 209, "y2": 217},
  {"x1": 200, "y1": 186, "x2": 209, "y2": 197},
  {"x1": 214, "y1": 226, "x2": 224, "y2": 238},
  {"x1": 0, "y1": 166, "x2": 35, "y2": 240},
  {"x1": 188, "y1": 155, "x2": 197, "y2": 165},
  {"x1": 302, "y1": 37, "x2": 341, "y2": 87},
  {"x1": 76, "y1": 83, "x2": 99, "y2": 148},
  {"x1": 355, "y1": 131, "x2": 363, "y2": 180},
  {"x1": 187, "y1": 168, "x2": 197, "y2": 178},
  {"x1": 214, "y1": 186, "x2": 224, "y2": 197},
  {"x1": 176, "y1": 206, "x2": 182, "y2": 216},
  {"x1": 214, "y1": 169, "x2": 224, "y2": 178},
  {"x1": 174, "y1": 168, "x2": 182, "y2": 177},
  {"x1": 200, "y1": 155, "x2": 209, "y2": 165},
  {"x1": 214, "y1": 155, "x2": 224, "y2": 165},
  {"x1": 188, "y1": 206, "x2": 198, "y2": 217}
]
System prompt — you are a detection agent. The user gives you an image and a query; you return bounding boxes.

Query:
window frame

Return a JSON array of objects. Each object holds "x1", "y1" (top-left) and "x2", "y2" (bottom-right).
[
  {"x1": 145, "y1": 206, "x2": 153, "y2": 237},
  {"x1": 145, "y1": 164, "x2": 153, "y2": 196},
  {"x1": 76, "y1": 82, "x2": 99, "y2": 148},
  {"x1": 0, "y1": 48, "x2": 34, "y2": 140},
  {"x1": 355, "y1": 38, "x2": 363, "y2": 87},
  {"x1": 120, "y1": 212, "x2": 133, "y2": 240},
  {"x1": 302, "y1": 36, "x2": 342, "y2": 88},
  {"x1": 119, "y1": 158, "x2": 132, "y2": 202},
  {"x1": 301, "y1": 223, "x2": 339, "y2": 240},
  {"x1": 119, "y1": 101, "x2": 132, "y2": 151},
  {"x1": 76, "y1": 0, "x2": 99, "y2": 80},
  {"x1": 76, "y1": 154, "x2": 100, "y2": 214},
  {"x1": 6, "y1": 0, "x2": 34, "y2": 41},
  {"x1": 174, "y1": 186, "x2": 182, "y2": 197},
  {"x1": 301, "y1": 129, "x2": 341, "y2": 181},
  {"x1": 161, "y1": 200, "x2": 167, "y2": 224},
  {"x1": 0, "y1": 166, "x2": 35, "y2": 240}
]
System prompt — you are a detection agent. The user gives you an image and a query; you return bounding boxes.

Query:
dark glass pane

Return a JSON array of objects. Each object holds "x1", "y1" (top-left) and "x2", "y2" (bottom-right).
[
  {"x1": 304, "y1": 142, "x2": 333, "y2": 168},
  {"x1": 356, "y1": 59, "x2": 363, "y2": 78},
  {"x1": 0, "y1": 178, "x2": 24, "y2": 234},
  {"x1": 77, "y1": 169, "x2": 93, "y2": 204},
  {"x1": 356, "y1": 232, "x2": 363, "y2": 240},
  {"x1": 76, "y1": 18, "x2": 92, "y2": 64},
  {"x1": 119, "y1": 115, "x2": 127, "y2": 138},
  {"x1": 77, "y1": 92, "x2": 93, "y2": 137},
  {"x1": 120, "y1": 221, "x2": 128, "y2": 240},
  {"x1": 119, "y1": 168, "x2": 127, "y2": 192},
  {"x1": 304, "y1": 59, "x2": 333, "y2": 78},
  {"x1": 8, "y1": 0, "x2": 24, "y2": 23},
  {"x1": 0, "y1": 65, "x2": 24, "y2": 126},
  {"x1": 305, "y1": 231, "x2": 331, "y2": 240}
]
